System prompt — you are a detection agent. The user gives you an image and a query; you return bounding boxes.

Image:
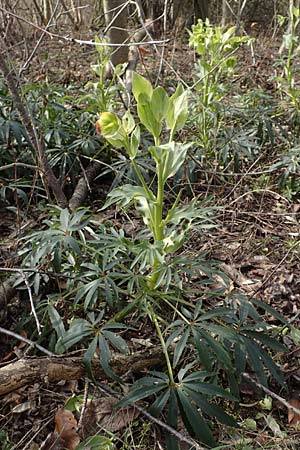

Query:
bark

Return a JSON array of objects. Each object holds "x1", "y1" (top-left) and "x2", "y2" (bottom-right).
[
  {"x1": 194, "y1": 0, "x2": 209, "y2": 21},
  {"x1": 222, "y1": 0, "x2": 229, "y2": 26},
  {"x1": 172, "y1": 0, "x2": 194, "y2": 29},
  {"x1": 103, "y1": 0, "x2": 129, "y2": 78},
  {"x1": 0, "y1": 47, "x2": 68, "y2": 208},
  {"x1": 0, "y1": 348, "x2": 164, "y2": 396},
  {"x1": 0, "y1": 279, "x2": 17, "y2": 308},
  {"x1": 68, "y1": 161, "x2": 102, "y2": 211}
]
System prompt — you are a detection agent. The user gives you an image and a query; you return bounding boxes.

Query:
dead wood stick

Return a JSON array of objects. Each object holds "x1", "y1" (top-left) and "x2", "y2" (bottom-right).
[
  {"x1": 0, "y1": 349, "x2": 163, "y2": 396},
  {"x1": 69, "y1": 160, "x2": 102, "y2": 211}
]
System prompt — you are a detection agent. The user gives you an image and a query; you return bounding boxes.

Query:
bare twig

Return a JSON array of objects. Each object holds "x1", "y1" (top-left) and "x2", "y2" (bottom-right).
[
  {"x1": 20, "y1": 0, "x2": 62, "y2": 74},
  {"x1": 249, "y1": 239, "x2": 300, "y2": 298},
  {"x1": 0, "y1": 326, "x2": 55, "y2": 356},
  {"x1": 0, "y1": 267, "x2": 77, "y2": 279},
  {"x1": 0, "y1": 6, "x2": 168, "y2": 47},
  {"x1": 155, "y1": 0, "x2": 169, "y2": 85},
  {"x1": 19, "y1": 270, "x2": 41, "y2": 335},
  {"x1": 242, "y1": 373, "x2": 300, "y2": 415},
  {"x1": 0, "y1": 162, "x2": 38, "y2": 172},
  {"x1": 0, "y1": 45, "x2": 68, "y2": 207},
  {"x1": 77, "y1": 378, "x2": 89, "y2": 431},
  {"x1": 96, "y1": 381, "x2": 205, "y2": 450}
]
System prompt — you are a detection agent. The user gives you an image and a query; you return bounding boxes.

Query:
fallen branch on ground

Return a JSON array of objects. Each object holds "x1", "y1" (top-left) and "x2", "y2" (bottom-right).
[{"x1": 0, "y1": 348, "x2": 163, "y2": 396}]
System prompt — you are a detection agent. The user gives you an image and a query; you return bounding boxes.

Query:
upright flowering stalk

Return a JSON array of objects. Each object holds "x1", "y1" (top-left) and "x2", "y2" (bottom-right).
[{"x1": 97, "y1": 74, "x2": 207, "y2": 289}]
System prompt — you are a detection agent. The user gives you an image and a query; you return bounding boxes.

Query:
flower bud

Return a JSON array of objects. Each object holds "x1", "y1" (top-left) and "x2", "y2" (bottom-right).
[{"x1": 95, "y1": 112, "x2": 120, "y2": 137}]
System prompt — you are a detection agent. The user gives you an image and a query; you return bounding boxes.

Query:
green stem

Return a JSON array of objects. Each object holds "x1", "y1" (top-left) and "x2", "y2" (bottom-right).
[
  {"x1": 108, "y1": 294, "x2": 144, "y2": 323},
  {"x1": 147, "y1": 159, "x2": 165, "y2": 289},
  {"x1": 148, "y1": 303, "x2": 174, "y2": 384},
  {"x1": 132, "y1": 159, "x2": 155, "y2": 201},
  {"x1": 154, "y1": 162, "x2": 164, "y2": 241}
]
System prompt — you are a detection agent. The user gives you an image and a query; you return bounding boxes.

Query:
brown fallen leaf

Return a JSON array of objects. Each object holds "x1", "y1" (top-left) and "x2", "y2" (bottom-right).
[
  {"x1": 80, "y1": 397, "x2": 139, "y2": 439},
  {"x1": 55, "y1": 408, "x2": 80, "y2": 450},
  {"x1": 1, "y1": 330, "x2": 27, "y2": 362},
  {"x1": 288, "y1": 398, "x2": 300, "y2": 426}
]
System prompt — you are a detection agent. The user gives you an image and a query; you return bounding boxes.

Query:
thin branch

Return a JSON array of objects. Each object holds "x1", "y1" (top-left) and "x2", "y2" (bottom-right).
[
  {"x1": 0, "y1": 162, "x2": 38, "y2": 172},
  {"x1": 96, "y1": 381, "x2": 205, "y2": 450},
  {"x1": 0, "y1": 6, "x2": 168, "y2": 47},
  {"x1": 20, "y1": 0, "x2": 62, "y2": 74},
  {"x1": 155, "y1": 0, "x2": 169, "y2": 86},
  {"x1": 0, "y1": 45, "x2": 68, "y2": 207},
  {"x1": 249, "y1": 239, "x2": 300, "y2": 298},
  {"x1": 242, "y1": 373, "x2": 300, "y2": 415},
  {"x1": 0, "y1": 326, "x2": 55, "y2": 357},
  {"x1": 19, "y1": 270, "x2": 42, "y2": 335},
  {"x1": 0, "y1": 267, "x2": 78, "y2": 280}
]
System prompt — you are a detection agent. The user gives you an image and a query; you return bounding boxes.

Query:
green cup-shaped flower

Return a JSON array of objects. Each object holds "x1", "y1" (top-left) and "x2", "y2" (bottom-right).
[{"x1": 96, "y1": 112, "x2": 120, "y2": 137}]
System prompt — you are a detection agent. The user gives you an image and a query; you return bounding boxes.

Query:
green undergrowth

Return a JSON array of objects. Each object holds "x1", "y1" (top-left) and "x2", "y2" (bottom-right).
[{"x1": 1, "y1": 15, "x2": 300, "y2": 450}]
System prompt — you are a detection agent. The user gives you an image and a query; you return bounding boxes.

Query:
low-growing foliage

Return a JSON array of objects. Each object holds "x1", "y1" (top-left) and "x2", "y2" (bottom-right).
[
  {"x1": 16, "y1": 73, "x2": 289, "y2": 448},
  {"x1": 188, "y1": 19, "x2": 251, "y2": 162}
]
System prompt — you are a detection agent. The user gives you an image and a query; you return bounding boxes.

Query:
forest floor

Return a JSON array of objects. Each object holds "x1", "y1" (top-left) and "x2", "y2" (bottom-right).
[{"x1": 0, "y1": 22, "x2": 300, "y2": 450}]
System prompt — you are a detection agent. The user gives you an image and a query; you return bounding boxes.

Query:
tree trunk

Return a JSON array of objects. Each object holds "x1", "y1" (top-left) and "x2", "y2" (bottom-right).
[
  {"x1": 194, "y1": 0, "x2": 209, "y2": 21},
  {"x1": 0, "y1": 47, "x2": 68, "y2": 208},
  {"x1": 222, "y1": 0, "x2": 229, "y2": 25},
  {"x1": 103, "y1": 0, "x2": 129, "y2": 78}
]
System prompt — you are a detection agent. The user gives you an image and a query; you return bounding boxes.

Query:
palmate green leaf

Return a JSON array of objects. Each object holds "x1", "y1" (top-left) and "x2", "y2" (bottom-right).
[
  {"x1": 173, "y1": 328, "x2": 190, "y2": 368},
  {"x1": 150, "y1": 142, "x2": 191, "y2": 184},
  {"x1": 48, "y1": 305, "x2": 65, "y2": 339},
  {"x1": 164, "y1": 199, "x2": 215, "y2": 226},
  {"x1": 201, "y1": 323, "x2": 237, "y2": 341},
  {"x1": 178, "y1": 362, "x2": 205, "y2": 382},
  {"x1": 184, "y1": 379, "x2": 236, "y2": 401},
  {"x1": 243, "y1": 338, "x2": 268, "y2": 386},
  {"x1": 234, "y1": 342, "x2": 246, "y2": 378},
  {"x1": 102, "y1": 330, "x2": 129, "y2": 354},
  {"x1": 75, "y1": 435, "x2": 114, "y2": 450},
  {"x1": 102, "y1": 184, "x2": 152, "y2": 210},
  {"x1": 64, "y1": 235, "x2": 81, "y2": 255},
  {"x1": 75, "y1": 279, "x2": 101, "y2": 309},
  {"x1": 176, "y1": 389, "x2": 216, "y2": 447},
  {"x1": 252, "y1": 342, "x2": 286, "y2": 387},
  {"x1": 182, "y1": 386, "x2": 237, "y2": 427},
  {"x1": 60, "y1": 208, "x2": 70, "y2": 231},
  {"x1": 103, "y1": 276, "x2": 120, "y2": 308},
  {"x1": 194, "y1": 338, "x2": 213, "y2": 371},
  {"x1": 69, "y1": 208, "x2": 91, "y2": 231},
  {"x1": 83, "y1": 335, "x2": 98, "y2": 381},
  {"x1": 251, "y1": 298, "x2": 288, "y2": 324},
  {"x1": 241, "y1": 330, "x2": 287, "y2": 353},
  {"x1": 61, "y1": 319, "x2": 93, "y2": 350},
  {"x1": 98, "y1": 334, "x2": 122, "y2": 383},
  {"x1": 166, "y1": 326, "x2": 184, "y2": 348},
  {"x1": 166, "y1": 389, "x2": 179, "y2": 450},
  {"x1": 198, "y1": 306, "x2": 234, "y2": 322},
  {"x1": 149, "y1": 388, "x2": 171, "y2": 416},
  {"x1": 193, "y1": 329, "x2": 233, "y2": 369},
  {"x1": 117, "y1": 383, "x2": 167, "y2": 408},
  {"x1": 153, "y1": 265, "x2": 173, "y2": 289}
]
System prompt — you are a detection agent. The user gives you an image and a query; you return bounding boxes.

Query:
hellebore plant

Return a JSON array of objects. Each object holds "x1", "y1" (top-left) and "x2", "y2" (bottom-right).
[{"x1": 96, "y1": 73, "x2": 211, "y2": 290}]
